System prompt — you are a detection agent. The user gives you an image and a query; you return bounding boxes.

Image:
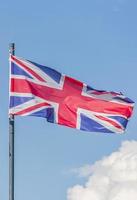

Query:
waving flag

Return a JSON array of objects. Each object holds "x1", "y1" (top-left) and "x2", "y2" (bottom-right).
[{"x1": 9, "y1": 55, "x2": 134, "y2": 134}]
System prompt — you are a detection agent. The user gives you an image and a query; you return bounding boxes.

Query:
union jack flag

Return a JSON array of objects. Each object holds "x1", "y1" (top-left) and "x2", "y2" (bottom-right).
[{"x1": 9, "y1": 55, "x2": 134, "y2": 134}]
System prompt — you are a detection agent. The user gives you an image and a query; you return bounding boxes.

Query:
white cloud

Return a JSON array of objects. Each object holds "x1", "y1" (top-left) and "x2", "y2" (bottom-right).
[
  {"x1": 67, "y1": 140, "x2": 137, "y2": 200},
  {"x1": 70, "y1": 164, "x2": 93, "y2": 178}
]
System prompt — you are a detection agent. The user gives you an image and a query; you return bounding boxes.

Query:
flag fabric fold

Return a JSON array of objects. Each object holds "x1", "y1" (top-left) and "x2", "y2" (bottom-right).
[{"x1": 9, "y1": 55, "x2": 134, "y2": 134}]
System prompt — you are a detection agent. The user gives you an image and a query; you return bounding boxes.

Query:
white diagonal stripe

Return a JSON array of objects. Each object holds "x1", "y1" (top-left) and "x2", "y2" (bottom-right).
[
  {"x1": 77, "y1": 108, "x2": 124, "y2": 134},
  {"x1": 13, "y1": 56, "x2": 65, "y2": 89}
]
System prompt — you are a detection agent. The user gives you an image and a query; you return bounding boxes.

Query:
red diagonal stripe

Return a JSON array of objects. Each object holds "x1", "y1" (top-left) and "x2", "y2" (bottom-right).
[
  {"x1": 96, "y1": 115, "x2": 123, "y2": 130},
  {"x1": 15, "y1": 102, "x2": 51, "y2": 115},
  {"x1": 11, "y1": 55, "x2": 45, "y2": 82}
]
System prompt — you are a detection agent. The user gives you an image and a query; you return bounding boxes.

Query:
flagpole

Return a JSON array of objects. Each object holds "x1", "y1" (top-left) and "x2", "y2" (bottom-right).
[{"x1": 9, "y1": 43, "x2": 15, "y2": 200}]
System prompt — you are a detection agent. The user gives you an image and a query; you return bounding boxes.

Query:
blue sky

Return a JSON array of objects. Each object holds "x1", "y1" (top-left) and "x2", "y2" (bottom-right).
[{"x1": 0, "y1": 0, "x2": 137, "y2": 199}]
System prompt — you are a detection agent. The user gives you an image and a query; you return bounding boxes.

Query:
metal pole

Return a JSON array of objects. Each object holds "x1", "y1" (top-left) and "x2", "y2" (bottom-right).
[{"x1": 9, "y1": 43, "x2": 15, "y2": 200}]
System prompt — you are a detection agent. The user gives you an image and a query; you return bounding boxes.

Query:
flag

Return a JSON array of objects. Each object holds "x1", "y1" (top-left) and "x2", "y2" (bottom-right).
[{"x1": 9, "y1": 55, "x2": 134, "y2": 134}]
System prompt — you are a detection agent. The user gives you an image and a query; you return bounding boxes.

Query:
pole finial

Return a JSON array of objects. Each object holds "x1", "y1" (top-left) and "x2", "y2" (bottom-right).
[{"x1": 9, "y1": 43, "x2": 15, "y2": 55}]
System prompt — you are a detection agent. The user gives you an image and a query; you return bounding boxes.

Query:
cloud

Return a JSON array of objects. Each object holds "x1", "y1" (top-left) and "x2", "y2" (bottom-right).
[
  {"x1": 70, "y1": 164, "x2": 93, "y2": 178},
  {"x1": 67, "y1": 140, "x2": 137, "y2": 200}
]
